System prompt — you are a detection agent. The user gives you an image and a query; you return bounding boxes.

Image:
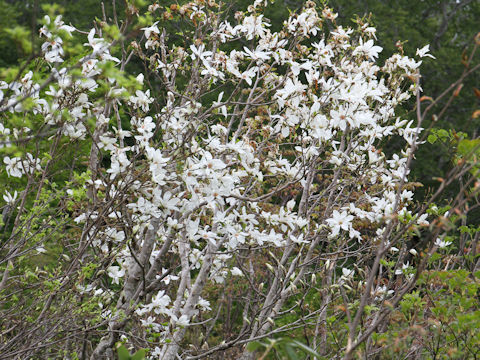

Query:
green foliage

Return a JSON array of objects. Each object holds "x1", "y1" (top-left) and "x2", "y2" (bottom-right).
[
  {"x1": 4, "y1": 26, "x2": 32, "y2": 55},
  {"x1": 371, "y1": 270, "x2": 480, "y2": 359},
  {"x1": 117, "y1": 344, "x2": 146, "y2": 360}
]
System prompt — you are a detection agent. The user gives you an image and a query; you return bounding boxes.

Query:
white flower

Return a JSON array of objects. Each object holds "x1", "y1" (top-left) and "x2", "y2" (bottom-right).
[
  {"x1": 416, "y1": 44, "x2": 435, "y2": 59},
  {"x1": 242, "y1": 46, "x2": 271, "y2": 63},
  {"x1": 107, "y1": 266, "x2": 125, "y2": 285},
  {"x1": 190, "y1": 44, "x2": 213, "y2": 62},
  {"x1": 322, "y1": 7, "x2": 338, "y2": 20},
  {"x1": 4, "y1": 156, "x2": 23, "y2": 178},
  {"x1": 151, "y1": 291, "x2": 171, "y2": 314},
  {"x1": 326, "y1": 210, "x2": 354, "y2": 237},
  {"x1": 158, "y1": 268, "x2": 179, "y2": 285},
  {"x1": 362, "y1": 24, "x2": 377, "y2": 39},
  {"x1": 341, "y1": 267, "x2": 355, "y2": 281},
  {"x1": 236, "y1": 15, "x2": 270, "y2": 40},
  {"x1": 434, "y1": 238, "x2": 452, "y2": 249},
  {"x1": 39, "y1": 16, "x2": 75, "y2": 63},
  {"x1": 286, "y1": 199, "x2": 296, "y2": 211},
  {"x1": 136, "y1": 116, "x2": 156, "y2": 134},
  {"x1": 329, "y1": 154, "x2": 342, "y2": 166},
  {"x1": 157, "y1": 191, "x2": 180, "y2": 211},
  {"x1": 3, "y1": 190, "x2": 17, "y2": 205},
  {"x1": 172, "y1": 314, "x2": 190, "y2": 327},
  {"x1": 141, "y1": 22, "x2": 160, "y2": 39},
  {"x1": 416, "y1": 213, "x2": 429, "y2": 226},
  {"x1": 197, "y1": 228, "x2": 219, "y2": 246},
  {"x1": 85, "y1": 28, "x2": 107, "y2": 54},
  {"x1": 353, "y1": 38, "x2": 382, "y2": 60},
  {"x1": 373, "y1": 285, "x2": 394, "y2": 300},
  {"x1": 395, "y1": 262, "x2": 410, "y2": 275},
  {"x1": 231, "y1": 267, "x2": 243, "y2": 276},
  {"x1": 330, "y1": 109, "x2": 348, "y2": 131},
  {"x1": 129, "y1": 90, "x2": 153, "y2": 112},
  {"x1": 197, "y1": 297, "x2": 212, "y2": 311},
  {"x1": 41, "y1": 37, "x2": 65, "y2": 63},
  {"x1": 105, "y1": 228, "x2": 125, "y2": 243},
  {"x1": 239, "y1": 67, "x2": 258, "y2": 86},
  {"x1": 52, "y1": 15, "x2": 75, "y2": 35},
  {"x1": 276, "y1": 78, "x2": 307, "y2": 100},
  {"x1": 36, "y1": 246, "x2": 47, "y2": 254},
  {"x1": 213, "y1": 92, "x2": 228, "y2": 118}
]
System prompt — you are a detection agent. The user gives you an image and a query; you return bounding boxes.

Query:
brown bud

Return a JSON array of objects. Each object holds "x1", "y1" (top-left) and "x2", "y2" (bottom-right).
[
  {"x1": 419, "y1": 96, "x2": 433, "y2": 102},
  {"x1": 475, "y1": 32, "x2": 480, "y2": 45},
  {"x1": 453, "y1": 83, "x2": 463, "y2": 97},
  {"x1": 473, "y1": 87, "x2": 480, "y2": 99}
]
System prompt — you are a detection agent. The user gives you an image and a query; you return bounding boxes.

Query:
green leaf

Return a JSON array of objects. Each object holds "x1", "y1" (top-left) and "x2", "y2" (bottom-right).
[
  {"x1": 246, "y1": 341, "x2": 264, "y2": 352},
  {"x1": 437, "y1": 129, "x2": 449, "y2": 139},
  {"x1": 457, "y1": 139, "x2": 480, "y2": 158},
  {"x1": 131, "y1": 349, "x2": 146, "y2": 360},
  {"x1": 284, "y1": 345, "x2": 299, "y2": 359},
  {"x1": 117, "y1": 345, "x2": 130, "y2": 360},
  {"x1": 5, "y1": 26, "x2": 32, "y2": 54},
  {"x1": 427, "y1": 134, "x2": 437, "y2": 144}
]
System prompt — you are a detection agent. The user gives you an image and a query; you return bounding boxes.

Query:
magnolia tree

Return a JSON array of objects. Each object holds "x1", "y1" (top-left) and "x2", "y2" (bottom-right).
[{"x1": 1, "y1": 1, "x2": 479, "y2": 359}]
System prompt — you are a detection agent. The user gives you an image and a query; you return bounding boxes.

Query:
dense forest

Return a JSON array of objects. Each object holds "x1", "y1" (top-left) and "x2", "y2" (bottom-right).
[{"x1": 0, "y1": 0, "x2": 479, "y2": 359}]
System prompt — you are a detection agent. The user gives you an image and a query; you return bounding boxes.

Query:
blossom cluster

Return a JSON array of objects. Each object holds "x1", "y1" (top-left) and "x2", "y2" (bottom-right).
[{"x1": 0, "y1": 1, "x2": 439, "y2": 358}]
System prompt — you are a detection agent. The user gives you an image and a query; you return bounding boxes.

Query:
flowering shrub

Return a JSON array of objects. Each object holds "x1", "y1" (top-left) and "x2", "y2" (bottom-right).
[{"x1": 0, "y1": 1, "x2": 478, "y2": 359}]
